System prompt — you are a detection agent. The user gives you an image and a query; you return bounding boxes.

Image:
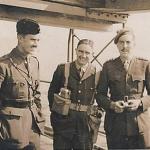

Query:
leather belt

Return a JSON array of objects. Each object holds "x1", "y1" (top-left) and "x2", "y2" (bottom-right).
[
  {"x1": 2, "y1": 99, "x2": 34, "y2": 108},
  {"x1": 70, "y1": 103, "x2": 88, "y2": 112}
]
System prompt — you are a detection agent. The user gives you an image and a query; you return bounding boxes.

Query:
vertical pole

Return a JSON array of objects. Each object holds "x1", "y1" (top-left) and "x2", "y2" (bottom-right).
[
  {"x1": 71, "y1": 29, "x2": 74, "y2": 62},
  {"x1": 67, "y1": 29, "x2": 72, "y2": 62}
]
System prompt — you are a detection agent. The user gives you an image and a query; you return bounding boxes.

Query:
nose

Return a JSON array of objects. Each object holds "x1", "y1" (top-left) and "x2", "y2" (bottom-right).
[
  {"x1": 34, "y1": 40, "x2": 39, "y2": 46},
  {"x1": 82, "y1": 52, "x2": 87, "y2": 57},
  {"x1": 123, "y1": 42, "x2": 128, "y2": 48}
]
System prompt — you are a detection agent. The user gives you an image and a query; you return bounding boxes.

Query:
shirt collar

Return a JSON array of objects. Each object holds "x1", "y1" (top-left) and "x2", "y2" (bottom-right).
[
  {"x1": 75, "y1": 61, "x2": 89, "y2": 72},
  {"x1": 11, "y1": 46, "x2": 29, "y2": 60},
  {"x1": 120, "y1": 56, "x2": 133, "y2": 64}
]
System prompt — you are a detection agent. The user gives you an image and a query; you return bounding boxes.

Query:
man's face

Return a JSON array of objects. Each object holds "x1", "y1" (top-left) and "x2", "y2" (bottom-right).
[
  {"x1": 76, "y1": 44, "x2": 93, "y2": 66},
  {"x1": 117, "y1": 34, "x2": 135, "y2": 60},
  {"x1": 18, "y1": 34, "x2": 40, "y2": 55}
]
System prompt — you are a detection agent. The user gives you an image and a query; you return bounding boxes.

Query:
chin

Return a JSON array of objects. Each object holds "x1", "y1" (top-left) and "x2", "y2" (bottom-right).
[{"x1": 121, "y1": 53, "x2": 128, "y2": 58}]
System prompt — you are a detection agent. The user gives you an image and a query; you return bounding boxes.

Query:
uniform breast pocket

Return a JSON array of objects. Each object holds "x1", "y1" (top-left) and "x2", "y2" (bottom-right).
[
  {"x1": 132, "y1": 75, "x2": 144, "y2": 93},
  {"x1": 109, "y1": 75, "x2": 122, "y2": 91},
  {"x1": 6, "y1": 80, "x2": 28, "y2": 98},
  {"x1": 85, "y1": 87, "x2": 95, "y2": 101}
]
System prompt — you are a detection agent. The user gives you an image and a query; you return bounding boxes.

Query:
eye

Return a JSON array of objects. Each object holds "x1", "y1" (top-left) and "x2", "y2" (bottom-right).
[
  {"x1": 85, "y1": 51, "x2": 90, "y2": 55},
  {"x1": 118, "y1": 41, "x2": 124, "y2": 44},
  {"x1": 78, "y1": 50, "x2": 84, "y2": 53},
  {"x1": 126, "y1": 41, "x2": 131, "y2": 44}
]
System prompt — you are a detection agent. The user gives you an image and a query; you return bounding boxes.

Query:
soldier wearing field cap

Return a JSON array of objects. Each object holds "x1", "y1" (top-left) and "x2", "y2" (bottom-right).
[
  {"x1": 96, "y1": 27, "x2": 150, "y2": 149},
  {"x1": 0, "y1": 18, "x2": 45, "y2": 149}
]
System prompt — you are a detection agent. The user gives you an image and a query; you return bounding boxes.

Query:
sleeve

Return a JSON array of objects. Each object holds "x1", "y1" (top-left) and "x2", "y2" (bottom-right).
[
  {"x1": 0, "y1": 63, "x2": 6, "y2": 88},
  {"x1": 141, "y1": 61, "x2": 150, "y2": 111},
  {"x1": 0, "y1": 62, "x2": 7, "y2": 106},
  {"x1": 96, "y1": 62, "x2": 111, "y2": 110},
  {"x1": 48, "y1": 64, "x2": 64, "y2": 110}
]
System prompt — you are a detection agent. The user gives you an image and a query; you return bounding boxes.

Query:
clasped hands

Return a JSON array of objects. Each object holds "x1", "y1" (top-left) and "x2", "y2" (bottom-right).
[{"x1": 110, "y1": 99, "x2": 142, "y2": 113}]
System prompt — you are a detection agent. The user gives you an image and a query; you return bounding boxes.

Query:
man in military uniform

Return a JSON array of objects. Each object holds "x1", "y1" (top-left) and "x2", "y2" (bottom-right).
[
  {"x1": 0, "y1": 18, "x2": 45, "y2": 149},
  {"x1": 48, "y1": 39, "x2": 102, "y2": 150},
  {"x1": 96, "y1": 28, "x2": 150, "y2": 149}
]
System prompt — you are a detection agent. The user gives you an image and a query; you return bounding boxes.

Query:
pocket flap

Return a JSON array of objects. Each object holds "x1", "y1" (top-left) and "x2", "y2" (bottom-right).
[
  {"x1": 109, "y1": 74, "x2": 121, "y2": 81},
  {"x1": 1, "y1": 107, "x2": 24, "y2": 116},
  {"x1": 132, "y1": 75, "x2": 144, "y2": 81},
  {"x1": 54, "y1": 94, "x2": 71, "y2": 104},
  {"x1": 35, "y1": 111, "x2": 45, "y2": 123}
]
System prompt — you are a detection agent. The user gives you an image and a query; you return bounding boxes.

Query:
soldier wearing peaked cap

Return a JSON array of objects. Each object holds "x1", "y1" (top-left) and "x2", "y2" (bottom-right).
[
  {"x1": 0, "y1": 18, "x2": 45, "y2": 150},
  {"x1": 96, "y1": 27, "x2": 150, "y2": 149}
]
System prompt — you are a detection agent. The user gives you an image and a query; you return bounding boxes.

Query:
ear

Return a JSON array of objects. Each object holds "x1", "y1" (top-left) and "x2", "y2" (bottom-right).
[
  {"x1": 75, "y1": 48, "x2": 78, "y2": 54},
  {"x1": 92, "y1": 51, "x2": 94, "y2": 56},
  {"x1": 17, "y1": 34, "x2": 24, "y2": 42}
]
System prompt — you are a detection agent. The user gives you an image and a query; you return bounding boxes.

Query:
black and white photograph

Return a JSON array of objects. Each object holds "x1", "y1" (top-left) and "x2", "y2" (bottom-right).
[{"x1": 0, "y1": 0, "x2": 150, "y2": 149}]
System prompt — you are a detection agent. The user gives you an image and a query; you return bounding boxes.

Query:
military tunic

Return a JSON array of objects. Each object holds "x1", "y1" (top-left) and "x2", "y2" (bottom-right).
[
  {"x1": 48, "y1": 62, "x2": 97, "y2": 150},
  {"x1": 0, "y1": 47, "x2": 45, "y2": 149},
  {"x1": 96, "y1": 57, "x2": 150, "y2": 149}
]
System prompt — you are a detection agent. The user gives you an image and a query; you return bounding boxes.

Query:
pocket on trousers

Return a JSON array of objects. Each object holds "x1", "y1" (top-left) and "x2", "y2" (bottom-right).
[
  {"x1": 51, "y1": 112, "x2": 73, "y2": 131},
  {"x1": 1, "y1": 107, "x2": 24, "y2": 117},
  {"x1": 0, "y1": 120, "x2": 10, "y2": 140},
  {"x1": 35, "y1": 113, "x2": 45, "y2": 123}
]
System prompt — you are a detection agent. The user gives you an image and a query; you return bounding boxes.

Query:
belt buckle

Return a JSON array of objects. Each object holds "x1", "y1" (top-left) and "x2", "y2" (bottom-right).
[
  {"x1": 124, "y1": 96, "x2": 128, "y2": 102},
  {"x1": 75, "y1": 103, "x2": 81, "y2": 111}
]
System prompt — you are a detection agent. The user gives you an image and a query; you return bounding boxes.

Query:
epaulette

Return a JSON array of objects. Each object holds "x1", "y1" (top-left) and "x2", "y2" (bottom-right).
[
  {"x1": 105, "y1": 58, "x2": 115, "y2": 64},
  {"x1": 30, "y1": 55, "x2": 39, "y2": 62},
  {"x1": 0, "y1": 54, "x2": 9, "y2": 62},
  {"x1": 58, "y1": 62, "x2": 70, "y2": 68},
  {"x1": 136, "y1": 57, "x2": 148, "y2": 62},
  {"x1": 30, "y1": 56, "x2": 40, "y2": 69},
  {"x1": 59, "y1": 63, "x2": 66, "y2": 66}
]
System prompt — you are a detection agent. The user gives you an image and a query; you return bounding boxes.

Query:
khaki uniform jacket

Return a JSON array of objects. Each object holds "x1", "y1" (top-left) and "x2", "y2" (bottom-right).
[
  {"x1": 0, "y1": 48, "x2": 45, "y2": 142},
  {"x1": 96, "y1": 57, "x2": 150, "y2": 147},
  {"x1": 48, "y1": 62, "x2": 97, "y2": 139}
]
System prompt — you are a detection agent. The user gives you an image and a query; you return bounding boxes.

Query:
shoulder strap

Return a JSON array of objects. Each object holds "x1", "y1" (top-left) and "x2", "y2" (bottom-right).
[
  {"x1": 64, "y1": 62, "x2": 70, "y2": 88},
  {"x1": 90, "y1": 68, "x2": 100, "y2": 105},
  {"x1": 95, "y1": 70, "x2": 101, "y2": 88},
  {"x1": 9, "y1": 58, "x2": 35, "y2": 92}
]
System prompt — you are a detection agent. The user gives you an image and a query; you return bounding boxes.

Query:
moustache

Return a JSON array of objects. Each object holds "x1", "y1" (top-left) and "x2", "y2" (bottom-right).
[
  {"x1": 31, "y1": 45, "x2": 37, "y2": 48},
  {"x1": 121, "y1": 48, "x2": 128, "y2": 52}
]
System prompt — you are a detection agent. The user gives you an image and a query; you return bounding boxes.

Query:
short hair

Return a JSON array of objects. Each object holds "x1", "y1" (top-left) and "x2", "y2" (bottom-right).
[
  {"x1": 77, "y1": 39, "x2": 94, "y2": 49},
  {"x1": 114, "y1": 27, "x2": 135, "y2": 44},
  {"x1": 16, "y1": 18, "x2": 40, "y2": 35}
]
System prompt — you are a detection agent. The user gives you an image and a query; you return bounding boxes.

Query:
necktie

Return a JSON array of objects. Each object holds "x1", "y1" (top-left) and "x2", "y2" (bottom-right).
[
  {"x1": 25, "y1": 57, "x2": 31, "y2": 76},
  {"x1": 124, "y1": 60, "x2": 129, "y2": 71},
  {"x1": 79, "y1": 68, "x2": 84, "y2": 78},
  {"x1": 25, "y1": 58, "x2": 28, "y2": 70}
]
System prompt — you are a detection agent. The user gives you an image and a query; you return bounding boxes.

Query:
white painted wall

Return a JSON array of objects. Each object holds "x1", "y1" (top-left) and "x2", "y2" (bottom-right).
[{"x1": 0, "y1": 12, "x2": 150, "y2": 81}]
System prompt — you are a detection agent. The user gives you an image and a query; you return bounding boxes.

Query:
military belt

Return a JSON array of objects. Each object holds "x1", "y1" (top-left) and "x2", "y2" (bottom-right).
[
  {"x1": 2, "y1": 99, "x2": 34, "y2": 108},
  {"x1": 70, "y1": 103, "x2": 88, "y2": 112}
]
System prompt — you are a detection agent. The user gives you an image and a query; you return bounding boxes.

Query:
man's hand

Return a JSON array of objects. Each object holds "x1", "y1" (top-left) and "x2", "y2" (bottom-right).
[
  {"x1": 110, "y1": 101, "x2": 126, "y2": 113},
  {"x1": 126, "y1": 99, "x2": 142, "y2": 111}
]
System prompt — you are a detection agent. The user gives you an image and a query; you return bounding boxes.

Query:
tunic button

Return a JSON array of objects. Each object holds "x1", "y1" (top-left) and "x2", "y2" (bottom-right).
[
  {"x1": 78, "y1": 100, "x2": 80, "y2": 103},
  {"x1": 79, "y1": 81, "x2": 82, "y2": 84},
  {"x1": 78, "y1": 90, "x2": 81, "y2": 93}
]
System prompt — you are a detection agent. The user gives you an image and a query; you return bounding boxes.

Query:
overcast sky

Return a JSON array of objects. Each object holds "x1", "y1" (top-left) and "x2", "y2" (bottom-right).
[{"x1": 0, "y1": 12, "x2": 150, "y2": 81}]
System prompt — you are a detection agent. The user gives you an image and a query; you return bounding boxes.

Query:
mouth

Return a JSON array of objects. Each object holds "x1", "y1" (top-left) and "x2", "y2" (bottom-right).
[
  {"x1": 121, "y1": 51, "x2": 128, "y2": 54},
  {"x1": 121, "y1": 49, "x2": 129, "y2": 54}
]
